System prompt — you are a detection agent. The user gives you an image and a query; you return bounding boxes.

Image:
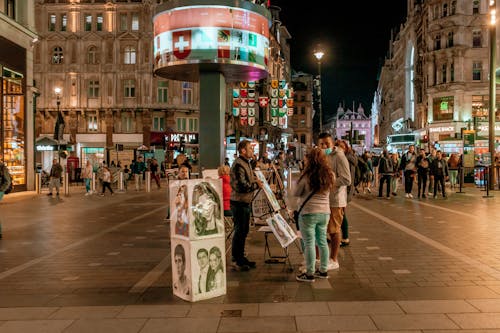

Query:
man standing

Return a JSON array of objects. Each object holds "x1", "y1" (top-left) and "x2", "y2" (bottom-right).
[
  {"x1": 317, "y1": 133, "x2": 351, "y2": 270},
  {"x1": 378, "y1": 150, "x2": 393, "y2": 199},
  {"x1": 230, "y1": 140, "x2": 262, "y2": 271},
  {"x1": 430, "y1": 150, "x2": 449, "y2": 198},
  {"x1": 400, "y1": 145, "x2": 417, "y2": 198},
  {"x1": 196, "y1": 248, "x2": 209, "y2": 294},
  {"x1": 133, "y1": 156, "x2": 146, "y2": 191},
  {"x1": 47, "y1": 158, "x2": 63, "y2": 197}
]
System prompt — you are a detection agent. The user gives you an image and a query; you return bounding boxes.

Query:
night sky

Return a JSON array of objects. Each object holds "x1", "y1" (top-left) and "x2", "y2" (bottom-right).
[{"x1": 271, "y1": 1, "x2": 407, "y2": 120}]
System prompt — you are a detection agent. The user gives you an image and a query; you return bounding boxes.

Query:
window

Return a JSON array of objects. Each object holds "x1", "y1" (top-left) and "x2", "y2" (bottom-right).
[
  {"x1": 442, "y1": 3, "x2": 448, "y2": 17},
  {"x1": 120, "y1": 13, "x2": 127, "y2": 31},
  {"x1": 84, "y1": 13, "x2": 92, "y2": 31},
  {"x1": 131, "y1": 13, "x2": 139, "y2": 31},
  {"x1": 96, "y1": 14, "x2": 103, "y2": 31},
  {"x1": 434, "y1": 34, "x2": 441, "y2": 50},
  {"x1": 87, "y1": 46, "x2": 98, "y2": 64},
  {"x1": 473, "y1": 61, "x2": 482, "y2": 80},
  {"x1": 88, "y1": 80, "x2": 99, "y2": 98},
  {"x1": 188, "y1": 118, "x2": 198, "y2": 132},
  {"x1": 157, "y1": 81, "x2": 168, "y2": 103},
  {"x1": 124, "y1": 79, "x2": 135, "y2": 97},
  {"x1": 473, "y1": 0, "x2": 480, "y2": 14},
  {"x1": 447, "y1": 31, "x2": 453, "y2": 47},
  {"x1": 88, "y1": 115, "x2": 98, "y2": 132},
  {"x1": 301, "y1": 106, "x2": 305, "y2": 115},
  {"x1": 451, "y1": 1, "x2": 457, "y2": 14},
  {"x1": 433, "y1": 5, "x2": 439, "y2": 19},
  {"x1": 450, "y1": 62, "x2": 455, "y2": 81},
  {"x1": 153, "y1": 116, "x2": 165, "y2": 131},
  {"x1": 121, "y1": 113, "x2": 133, "y2": 133},
  {"x1": 176, "y1": 117, "x2": 187, "y2": 131},
  {"x1": 4, "y1": 0, "x2": 15, "y2": 19},
  {"x1": 52, "y1": 46, "x2": 63, "y2": 64},
  {"x1": 473, "y1": 30, "x2": 482, "y2": 47},
  {"x1": 49, "y1": 14, "x2": 56, "y2": 31},
  {"x1": 182, "y1": 82, "x2": 193, "y2": 104},
  {"x1": 60, "y1": 14, "x2": 67, "y2": 31},
  {"x1": 124, "y1": 46, "x2": 136, "y2": 64},
  {"x1": 432, "y1": 96, "x2": 454, "y2": 121},
  {"x1": 442, "y1": 64, "x2": 447, "y2": 83}
]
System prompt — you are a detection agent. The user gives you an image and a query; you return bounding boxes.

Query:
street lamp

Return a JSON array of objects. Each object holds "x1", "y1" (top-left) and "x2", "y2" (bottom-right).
[
  {"x1": 314, "y1": 49, "x2": 324, "y2": 133},
  {"x1": 489, "y1": 0, "x2": 496, "y2": 189}
]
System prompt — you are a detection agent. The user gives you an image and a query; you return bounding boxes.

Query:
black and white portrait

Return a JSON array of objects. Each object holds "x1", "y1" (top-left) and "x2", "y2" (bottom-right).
[
  {"x1": 192, "y1": 238, "x2": 226, "y2": 301},
  {"x1": 171, "y1": 241, "x2": 191, "y2": 301},
  {"x1": 191, "y1": 181, "x2": 223, "y2": 238}
]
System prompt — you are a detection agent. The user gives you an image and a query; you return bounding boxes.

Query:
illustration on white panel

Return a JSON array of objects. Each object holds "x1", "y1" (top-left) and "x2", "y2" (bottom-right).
[
  {"x1": 170, "y1": 181, "x2": 189, "y2": 238},
  {"x1": 190, "y1": 179, "x2": 224, "y2": 239},
  {"x1": 191, "y1": 238, "x2": 226, "y2": 301},
  {"x1": 171, "y1": 240, "x2": 192, "y2": 301}
]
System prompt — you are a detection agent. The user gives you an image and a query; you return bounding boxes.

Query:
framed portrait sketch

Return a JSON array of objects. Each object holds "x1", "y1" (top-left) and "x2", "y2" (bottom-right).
[
  {"x1": 190, "y1": 237, "x2": 226, "y2": 302},
  {"x1": 188, "y1": 179, "x2": 224, "y2": 240},
  {"x1": 171, "y1": 239, "x2": 192, "y2": 301},
  {"x1": 254, "y1": 170, "x2": 281, "y2": 212},
  {"x1": 266, "y1": 212, "x2": 297, "y2": 248},
  {"x1": 201, "y1": 169, "x2": 219, "y2": 179},
  {"x1": 169, "y1": 180, "x2": 190, "y2": 239}
]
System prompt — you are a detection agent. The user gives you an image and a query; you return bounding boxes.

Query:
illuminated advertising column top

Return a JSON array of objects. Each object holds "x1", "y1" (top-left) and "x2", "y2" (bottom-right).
[{"x1": 153, "y1": 0, "x2": 271, "y2": 82}]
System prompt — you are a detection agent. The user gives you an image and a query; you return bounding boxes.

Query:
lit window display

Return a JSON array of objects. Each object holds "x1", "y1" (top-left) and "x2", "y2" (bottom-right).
[{"x1": 1, "y1": 67, "x2": 25, "y2": 187}]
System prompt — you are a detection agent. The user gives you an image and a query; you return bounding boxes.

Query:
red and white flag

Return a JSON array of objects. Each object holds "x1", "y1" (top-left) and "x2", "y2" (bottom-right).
[{"x1": 173, "y1": 30, "x2": 192, "y2": 60}]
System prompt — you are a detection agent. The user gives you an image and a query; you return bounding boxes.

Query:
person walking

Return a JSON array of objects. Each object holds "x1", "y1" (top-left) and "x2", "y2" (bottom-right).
[
  {"x1": 294, "y1": 147, "x2": 335, "y2": 282},
  {"x1": 430, "y1": 150, "x2": 449, "y2": 198},
  {"x1": 416, "y1": 149, "x2": 430, "y2": 198},
  {"x1": 150, "y1": 158, "x2": 161, "y2": 189},
  {"x1": 317, "y1": 133, "x2": 351, "y2": 271},
  {"x1": 400, "y1": 145, "x2": 417, "y2": 198},
  {"x1": 447, "y1": 153, "x2": 460, "y2": 189},
  {"x1": 377, "y1": 149, "x2": 393, "y2": 199},
  {"x1": 390, "y1": 152, "x2": 400, "y2": 196},
  {"x1": 133, "y1": 156, "x2": 146, "y2": 191},
  {"x1": 341, "y1": 141, "x2": 357, "y2": 247},
  {"x1": 47, "y1": 158, "x2": 63, "y2": 197},
  {"x1": 82, "y1": 160, "x2": 94, "y2": 196},
  {"x1": 218, "y1": 164, "x2": 232, "y2": 216},
  {"x1": 230, "y1": 139, "x2": 262, "y2": 271},
  {"x1": 100, "y1": 166, "x2": 114, "y2": 196}
]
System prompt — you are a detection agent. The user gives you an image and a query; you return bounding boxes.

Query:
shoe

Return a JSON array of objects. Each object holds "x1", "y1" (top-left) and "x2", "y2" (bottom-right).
[
  {"x1": 234, "y1": 263, "x2": 250, "y2": 271},
  {"x1": 242, "y1": 258, "x2": 256, "y2": 269},
  {"x1": 386, "y1": 196, "x2": 390, "y2": 200},
  {"x1": 408, "y1": 193, "x2": 413, "y2": 198},
  {"x1": 392, "y1": 192, "x2": 397, "y2": 196},
  {"x1": 327, "y1": 259, "x2": 339, "y2": 271},
  {"x1": 296, "y1": 272, "x2": 315, "y2": 282},
  {"x1": 47, "y1": 193, "x2": 53, "y2": 196},
  {"x1": 110, "y1": 193, "x2": 114, "y2": 196},
  {"x1": 405, "y1": 193, "x2": 409, "y2": 198},
  {"x1": 100, "y1": 194, "x2": 104, "y2": 196},
  {"x1": 340, "y1": 238, "x2": 350, "y2": 247},
  {"x1": 84, "y1": 192, "x2": 90, "y2": 196},
  {"x1": 314, "y1": 270, "x2": 329, "y2": 279},
  {"x1": 433, "y1": 195, "x2": 437, "y2": 199}
]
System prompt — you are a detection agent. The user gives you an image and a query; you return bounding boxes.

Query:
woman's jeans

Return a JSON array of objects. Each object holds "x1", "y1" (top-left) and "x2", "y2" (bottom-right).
[
  {"x1": 85, "y1": 178, "x2": 91, "y2": 192},
  {"x1": 299, "y1": 213, "x2": 329, "y2": 274},
  {"x1": 449, "y1": 169, "x2": 458, "y2": 187}
]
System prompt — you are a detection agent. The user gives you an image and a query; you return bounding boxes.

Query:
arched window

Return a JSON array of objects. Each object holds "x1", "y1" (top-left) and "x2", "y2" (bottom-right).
[
  {"x1": 124, "y1": 46, "x2": 136, "y2": 64},
  {"x1": 473, "y1": 0, "x2": 480, "y2": 14},
  {"x1": 451, "y1": 1, "x2": 457, "y2": 14},
  {"x1": 52, "y1": 46, "x2": 63, "y2": 64},
  {"x1": 87, "y1": 46, "x2": 99, "y2": 64},
  {"x1": 434, "y1": 34, "x2": 441, "y2": 50},
  {"x1": 442, "y1": 3, "x2": 448, "y2": 17}
]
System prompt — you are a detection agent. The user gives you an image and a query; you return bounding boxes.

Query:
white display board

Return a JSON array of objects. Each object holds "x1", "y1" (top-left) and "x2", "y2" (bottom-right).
[
  {"x1": 202, "y1": 169, "x2": 219, "y2": 179},
  {"x1": 266, "y1": 212, "x2": 297, "y2": 248},
  {"x1": 254, "y1": 170, "x2": 281, "y2": 212},
  {"x1": 170, "y1": 178, "x2": 224, "y2": 240}
]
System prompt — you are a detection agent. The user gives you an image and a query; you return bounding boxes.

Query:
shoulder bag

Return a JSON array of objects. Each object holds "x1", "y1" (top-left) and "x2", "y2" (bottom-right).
[{"x1": 293, "y1": 190, "x2": 317, "y2": 230}]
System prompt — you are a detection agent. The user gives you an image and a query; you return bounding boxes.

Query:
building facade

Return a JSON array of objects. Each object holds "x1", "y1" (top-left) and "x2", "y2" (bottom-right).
[
  {"x1": 376, "y1": 0, "x2": 500, "y2": 154},
  {"x1": 289, "y1": 71, "x2": 314, "y2": 159},
  {"x1": 0, "y1": 0, "x2": 38, "y2": 191},
  {"x1": 336, "y1": 103, "x2": 372, "y2": 153}
]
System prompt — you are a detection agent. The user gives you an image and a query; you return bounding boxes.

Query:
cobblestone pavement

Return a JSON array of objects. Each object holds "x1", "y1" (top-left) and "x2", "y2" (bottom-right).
[{"x1": 0, "y1": 180, "x2": 500, "y2": 332}]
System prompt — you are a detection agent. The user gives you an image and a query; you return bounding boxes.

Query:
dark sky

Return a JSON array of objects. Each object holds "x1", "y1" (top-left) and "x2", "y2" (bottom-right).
[{"x1": 271, "y1": 1, "x2": 407, "y2": 120}]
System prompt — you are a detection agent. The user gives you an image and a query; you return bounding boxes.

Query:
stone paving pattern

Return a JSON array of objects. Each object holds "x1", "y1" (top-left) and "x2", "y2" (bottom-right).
[{"x1": 0, "y1": 180, "x2": 500, "y2": 332}]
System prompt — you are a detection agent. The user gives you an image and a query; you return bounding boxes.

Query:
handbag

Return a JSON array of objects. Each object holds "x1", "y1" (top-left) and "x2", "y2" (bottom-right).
[{"x1": 293, "y1": 189, "x2": 317, "y2": 230}]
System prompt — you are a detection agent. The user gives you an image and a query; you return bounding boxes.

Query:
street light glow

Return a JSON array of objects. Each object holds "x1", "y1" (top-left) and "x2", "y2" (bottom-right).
[
  {"x1": 54, "y1": 87, "x2": 61, "y2": 95},
  {"x1": 314, "y1": 51, "x2": 324, "y2": 61},
  {"x1": 491, "y1": 9, "x2": 496, "y2": 25}
]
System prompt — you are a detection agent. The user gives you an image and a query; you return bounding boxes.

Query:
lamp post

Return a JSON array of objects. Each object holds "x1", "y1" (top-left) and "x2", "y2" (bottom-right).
[
  {"x1": 314, "y1": 49, "x2": 324, "y2": 133},
  {"x1": 54, "y1": 87, "x2": 62, "y2": 162},
  {"x1": 489, "y1": 0, "x2": 496, "y2": 190}
]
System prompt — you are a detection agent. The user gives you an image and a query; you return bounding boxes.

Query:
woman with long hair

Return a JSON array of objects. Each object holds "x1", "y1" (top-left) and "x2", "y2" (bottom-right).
[{"x1": 294, "y1": 147, "x2": 335, "y2": 282}]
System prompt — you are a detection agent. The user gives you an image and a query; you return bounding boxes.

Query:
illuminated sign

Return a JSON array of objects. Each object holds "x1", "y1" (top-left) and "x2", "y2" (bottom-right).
[
  {"x1": 478, "y1": 124, "x2": 500, "y2": 132},
  {"x1": 153, "y1": 4, "x2": 270, "y2": 81},
  {"x1": 166, "y1": 133, "x2": 199, "y2": 143},
  {"x1": 391, "y1": 117, "x2": 404, "y2": 131},
  {"x1": 36, "y1": 145, "x2": 55, "y2": 151},
  {"x1": 429, "y1": 126, "x2": 455, "y2": 133}
]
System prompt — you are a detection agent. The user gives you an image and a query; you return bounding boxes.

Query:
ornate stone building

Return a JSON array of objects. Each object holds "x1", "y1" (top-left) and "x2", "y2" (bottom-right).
[
  {"x1": 376, "y1": 0, "x2": 499, "y2": 154},
  {"x1": 290, "y1": 71, "x2": 314, "y2": 158}
]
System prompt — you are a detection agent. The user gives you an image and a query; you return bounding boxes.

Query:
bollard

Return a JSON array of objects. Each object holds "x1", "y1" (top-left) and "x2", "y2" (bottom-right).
[
  {"x1": 36, "y1": 173, "x2": 42, "y2": 194},
  {"x1": 118, "y1": 171, "x2": 125, "y2": 192},
  {"x1": 92, "y1": 172, "x2": 96, "y2": 194},
  {"x1": 145, "y1": 171, "x2": 151, "y2": 192},
  {"x1": 64, "y1": 172, "x2": 69, "y2": 196}
]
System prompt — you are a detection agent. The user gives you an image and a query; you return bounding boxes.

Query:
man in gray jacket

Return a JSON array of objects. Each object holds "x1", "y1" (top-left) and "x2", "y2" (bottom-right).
[{"x1": 318, "y1": 133, "x2": 351, "y2": 270}]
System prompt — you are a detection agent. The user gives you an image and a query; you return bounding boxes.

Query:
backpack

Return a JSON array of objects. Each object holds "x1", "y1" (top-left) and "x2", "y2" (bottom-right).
[{"x1": 1, "y1": 165, "x2": 13, "y2": 194}]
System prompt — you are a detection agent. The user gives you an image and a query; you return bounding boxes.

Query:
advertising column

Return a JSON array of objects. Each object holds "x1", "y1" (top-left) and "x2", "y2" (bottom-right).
[{"x1": 170, "y1": 178, "x2": 226, "y2": 302}]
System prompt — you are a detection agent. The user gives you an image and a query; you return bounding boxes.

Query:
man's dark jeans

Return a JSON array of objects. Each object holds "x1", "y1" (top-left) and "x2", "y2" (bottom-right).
[
  {"x1": 434, "y1": 175, "x2": 446, "y2": 197},
  {"x1": 379, "y1": 175, "x2": 392, "y2": 197},
  {"x1": 230, "y1": 200, "x2": 251, "y2": 265},
  {"x1": 404, "y1": 170, "x2": 415, "y2": 193}
]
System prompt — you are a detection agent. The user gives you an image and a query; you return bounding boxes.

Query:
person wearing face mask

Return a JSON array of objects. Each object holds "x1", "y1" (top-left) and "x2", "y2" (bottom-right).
[{"x1": 317, "y1": 133, "x2": 351, "y2": 271}]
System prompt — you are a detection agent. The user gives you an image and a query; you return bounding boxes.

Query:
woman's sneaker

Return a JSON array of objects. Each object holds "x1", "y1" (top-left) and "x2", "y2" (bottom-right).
[
  {"x1": 296, "y1": 272, "x2": 315, "y2": 282},
  {"x1": 327, "y1": 259, "x2": 339, "y2": 270},
  {"x1": 314, "y1": 270, "x2": 328, "y2": 279}
]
